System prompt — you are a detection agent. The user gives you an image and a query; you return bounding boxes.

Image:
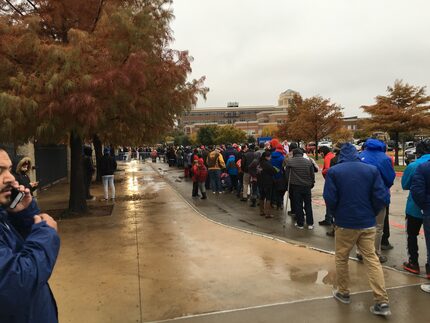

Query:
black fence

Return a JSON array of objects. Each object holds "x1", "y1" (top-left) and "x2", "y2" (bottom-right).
[{"x1": 34, "y1": 144, "x2": 68, "y2": 188}]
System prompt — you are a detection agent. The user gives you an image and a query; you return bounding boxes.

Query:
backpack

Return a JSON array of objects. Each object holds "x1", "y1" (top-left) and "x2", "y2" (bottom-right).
[{"x1": 207, "y1": 152, "x2": 219, "y2": 168}]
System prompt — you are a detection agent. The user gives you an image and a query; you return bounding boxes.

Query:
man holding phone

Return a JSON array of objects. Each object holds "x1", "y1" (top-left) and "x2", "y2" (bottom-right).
[{"x1": 0, "y1": 147, "x2": 60, "y2": 323}]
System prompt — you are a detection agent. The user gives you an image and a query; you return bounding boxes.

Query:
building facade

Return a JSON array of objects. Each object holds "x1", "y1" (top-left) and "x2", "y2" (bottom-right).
[{"x1": 180, "y1": 89, "x2": 298, "y2": 136}]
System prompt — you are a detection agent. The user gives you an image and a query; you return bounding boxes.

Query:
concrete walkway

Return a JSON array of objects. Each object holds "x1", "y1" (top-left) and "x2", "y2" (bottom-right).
[{"x1": 37, "y1": 160, "x2": 427, "y2": 323}]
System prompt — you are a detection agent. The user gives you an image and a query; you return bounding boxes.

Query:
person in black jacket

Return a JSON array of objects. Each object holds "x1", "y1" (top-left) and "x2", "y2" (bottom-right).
[
  {"x1": 285, "y1": 148, "x2": 315, "y2": 229},
  {"x1": 14, "y1": 157, "x2": 38, "y2": 195},
  {"x1": 100, "y1": 147, "x2": 117, "y2": 201},
  {"x1": 257, "y1": 151, "x2": 276, "y2": 218},
  {"x1": 83, "y1": 145, "x2": 95, "y2": 200}
]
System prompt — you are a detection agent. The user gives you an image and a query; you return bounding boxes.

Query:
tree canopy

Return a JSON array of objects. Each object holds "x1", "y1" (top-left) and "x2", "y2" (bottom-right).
[
  {"x1": 0, "y1": 0, "x2": 208, "y2": 212},
  {"x1": 362, "y1": 80, "x2": 430, "y2": 165}
]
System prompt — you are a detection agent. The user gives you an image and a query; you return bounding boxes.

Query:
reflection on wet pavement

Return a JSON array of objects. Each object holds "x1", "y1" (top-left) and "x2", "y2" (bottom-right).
[{"x1": 46, "y1": 161, "x2": 426, "y2": 323}]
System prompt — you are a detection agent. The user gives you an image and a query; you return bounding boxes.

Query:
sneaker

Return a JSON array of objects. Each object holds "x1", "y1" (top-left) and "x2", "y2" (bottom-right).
[
  {"x1": 212, "y1": 192, "x2": 216, "y2": 194},
  {"x1": 319, "y1": 220, "x2": 331, "y2": 226},
  {"x1": 86, "y1": 196, "x2": 96, "y2": 201},
  {"x1": 332, "y1": 289, "x2": 350, "y2": 304},
  {"x1": 370, "y1": 303, "x2": 391, "y2": 316},
  {"x1": 381, "y1": 243, "x2": 394, "y2": 250},
  {"x1": 426, "y1": 264, "x2": 430, "y2": 279},
  {"x1": 294, "y1": 223, "x2": 304, "y2": 230},
  {"x1": 100, "y1": 198, "x2": 109, "y2": 202},
  {"x1": 378, "y1": 255, "x2": 388, "y2": 263},
  {"x1": 421, "y1": 284, "x2": 430, "y2": 293},
  {"x1": 403, "y1": 261, "x2": 420, "y2": 274},
  {"x1": 240, "y1": 198, "x2": 247, "y2": 202},
  {"x1": 307, "y1": 225, "x2": 314, "y2": 230},
  {"x1": 356, "y1": 254, "x2": 363, "y2": 262},
  {"x1": 265, "y1": 214, "x2": 274, "y2": 219}
]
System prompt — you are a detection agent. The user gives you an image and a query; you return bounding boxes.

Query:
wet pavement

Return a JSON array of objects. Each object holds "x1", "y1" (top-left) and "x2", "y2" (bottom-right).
[{"x1": 36, "y1": 160, "x2": 428, "y2": 323}]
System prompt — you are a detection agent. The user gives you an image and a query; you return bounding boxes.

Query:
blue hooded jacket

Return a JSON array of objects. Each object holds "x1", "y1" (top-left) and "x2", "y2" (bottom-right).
[
  {"x1": 323, "y1": 143, "x2": 389, "y2": 229},
  {"x1": 411, "y1": 161, "x2": 430, "y2": 217},
  {"x1": 271, "y1": 151, "x2": 285, "y2": 180},
  {"x1": 401, "y1": 154, "x2": 430, "y2": 218},
  {"x1": 0, "y1": 200, "x2": 60, "y2": 323},
  {"x1": 226, "y1": 155, "x2": 239, "y2": 176},
  {"x1": 359, "y1": 139, "x2": 395, "y2": 204}
]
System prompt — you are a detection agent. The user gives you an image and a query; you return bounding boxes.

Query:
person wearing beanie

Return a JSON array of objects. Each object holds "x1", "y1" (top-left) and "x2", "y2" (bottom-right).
[
  {"x1": 323, "y1": 143, "x2": 391, "y2": 316},
  {"x1": 402, "y1": 139, "x2": 430, "y2": 275},
  {"x1": 100, "y1": 147, "x2": 117, "y2": 201},
  {"x1": 285, "y1": 148, "x2": 315, "y2": 229}
]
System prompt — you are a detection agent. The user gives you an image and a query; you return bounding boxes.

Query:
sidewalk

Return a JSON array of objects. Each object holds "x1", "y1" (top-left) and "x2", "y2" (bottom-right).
[{"x1": 38, "y1": 160, "x2": 427, "y2": 322}]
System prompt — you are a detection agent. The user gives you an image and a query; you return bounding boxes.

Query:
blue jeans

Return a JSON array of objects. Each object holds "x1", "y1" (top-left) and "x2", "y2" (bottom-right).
[
  {"x1": 208, "y1": 169, "x2": 222, "y2": 193},
  {"x1": 423, "y1": 216, "x2": 430, "y2": 265}
]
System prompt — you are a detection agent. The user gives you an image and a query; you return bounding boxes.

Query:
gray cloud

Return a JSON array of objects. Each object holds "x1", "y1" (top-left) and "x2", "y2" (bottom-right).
[{"x1": 171, "y1": 0, "x2": 430, "y2": 116}]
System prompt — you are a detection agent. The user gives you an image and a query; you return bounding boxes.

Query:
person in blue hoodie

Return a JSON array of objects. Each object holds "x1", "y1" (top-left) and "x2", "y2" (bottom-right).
[
  {"x1": 324, "y1": 143, "x2": 391, "y2": 316},
  {"x1": 403, "y1": 139, "x2": 430, "y2": 276},
  {"x1": 0, "y1": 147, "x2": 60, "y2": 323},
  {"x1": 226, "y1": 154, "x2": 239, "y2": 193},
  {"x1": 271, "y1": 145, "x2": 286, "y2": 209},
  {"x1": 411, "y1": 159, "x2": 430, "y2": 293},
  {"x1": 358, "y1": 139, "x2": 395, "y2": 263}
]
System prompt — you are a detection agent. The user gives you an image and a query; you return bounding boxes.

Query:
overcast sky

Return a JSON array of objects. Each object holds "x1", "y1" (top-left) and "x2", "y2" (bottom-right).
[{"x1": 170, "y1": 0, "x2": 430, "y2": 116}]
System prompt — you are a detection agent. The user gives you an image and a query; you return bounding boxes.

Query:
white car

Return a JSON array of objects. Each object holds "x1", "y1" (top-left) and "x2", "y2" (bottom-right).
[{"x1": 319, "y1": 141, "x2": 332, "y2": 148}]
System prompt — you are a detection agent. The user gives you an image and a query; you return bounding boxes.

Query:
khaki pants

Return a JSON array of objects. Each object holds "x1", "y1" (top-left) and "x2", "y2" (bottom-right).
[
  {"x1": 242, "y1": 173, "x2": 250, "y2": 199},
  {"x1": 335, "y1": 226, "x2": 388, "y2": 304},
  {"x1": 375, "y1": 207, "x2": 387, "y2": 254}
]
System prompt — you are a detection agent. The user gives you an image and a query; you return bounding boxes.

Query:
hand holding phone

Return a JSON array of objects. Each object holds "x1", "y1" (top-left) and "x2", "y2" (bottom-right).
[{"x1": 9, "y1": 188, "x2": 25, "y2": 209}]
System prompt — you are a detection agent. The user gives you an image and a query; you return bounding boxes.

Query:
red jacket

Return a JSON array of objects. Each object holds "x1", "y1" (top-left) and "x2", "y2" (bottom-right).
[
  {"x1": 322, "y1": 152, "x2": 335, "y2": 178},
  {"x1": 194, "y1": 161, "x2": 208, "y2": 182}
]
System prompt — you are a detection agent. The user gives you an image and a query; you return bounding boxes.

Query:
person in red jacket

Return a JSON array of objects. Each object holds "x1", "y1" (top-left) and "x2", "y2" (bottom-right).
[
  {"x1": 191, "y1": 155, "x2": 200, "y2": 197},
  {"x1": 319, "y1": 146, "x2": 336, "y2": 227},
  {"x1": 195, "y1": 158, "x2": 208, "y2": 199}
]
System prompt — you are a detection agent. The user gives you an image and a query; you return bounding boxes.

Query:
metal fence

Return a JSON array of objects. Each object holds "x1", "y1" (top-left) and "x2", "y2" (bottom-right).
[{"x1": 34, "y1": 144, "x2": 68, "y2": 188}]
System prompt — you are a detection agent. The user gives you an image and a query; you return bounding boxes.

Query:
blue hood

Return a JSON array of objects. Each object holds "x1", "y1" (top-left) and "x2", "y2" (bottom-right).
[
  {"x1": 338, "y1": 143, "x2": 360, "y2": 163},
  {"x1": 365, "y1": 139, "x2": 386, "y2": 152}
]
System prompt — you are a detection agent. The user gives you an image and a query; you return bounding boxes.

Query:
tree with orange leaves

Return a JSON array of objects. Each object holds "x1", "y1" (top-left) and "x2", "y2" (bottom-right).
[
  {"x1": 0, "y1": 0, "x2": 208, "y2": 212},
  {"x1": 362, "y1": 80, "x2": 430, "y2": 165}
]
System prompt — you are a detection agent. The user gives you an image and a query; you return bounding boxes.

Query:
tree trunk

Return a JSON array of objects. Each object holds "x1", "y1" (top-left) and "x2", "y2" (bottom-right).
[
  {"x1": 315, "y1": 138, "x2": 319, "y2": 160},
  {"x1": 93, "y1": 134, "x2": 103, "y2": 182},
  {"x1": 394, "y1": 132, "x2": 399, "y2": 166},
  {"x1": 69, "y1": 130, "x2": 87, "y2": 213}
]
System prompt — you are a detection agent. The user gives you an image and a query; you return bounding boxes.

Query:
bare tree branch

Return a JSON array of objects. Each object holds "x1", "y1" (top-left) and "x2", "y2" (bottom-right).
[{"x1": 5, "y1": 0, "x2": 24, "y2": 16}]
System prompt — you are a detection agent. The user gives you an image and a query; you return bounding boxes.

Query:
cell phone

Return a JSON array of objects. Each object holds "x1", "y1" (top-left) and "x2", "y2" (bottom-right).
[{"x1": 9, "y1": 188, "x2": 25, "y2": 209}]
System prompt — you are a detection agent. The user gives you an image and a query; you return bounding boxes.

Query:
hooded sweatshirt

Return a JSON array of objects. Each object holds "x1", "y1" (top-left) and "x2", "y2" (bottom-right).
[
  {"x1": 359, "y1": 139, "x2": 395, "y2": 204},
  {"x1": 323, "y1": 143, "x2": 389, "y2": 229},
  {"x1": 271, "y1": 150, "x2": 285, "y2": 180},
  {"x1": 226, "y1": 155, "x2": 239, "y2": 176},
  {"x1": 410, "y1": 161, "x2": 430, "y2": 217}
]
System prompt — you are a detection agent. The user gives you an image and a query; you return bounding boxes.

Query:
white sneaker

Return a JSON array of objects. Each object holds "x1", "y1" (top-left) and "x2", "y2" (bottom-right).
[
  {"x1": 294, "y1": 223, "x2": 304, "y2": 229},
  {"x1": 307, "y1": 225, "x2": 314, "y2": 230},
  {"x1": 421, "y1": 284, "x2": 430, "y2": 293}
]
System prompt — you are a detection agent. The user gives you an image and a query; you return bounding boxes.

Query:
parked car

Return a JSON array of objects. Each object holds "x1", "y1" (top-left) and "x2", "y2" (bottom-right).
[
  {"x1": 319, "y1": 141, "x2": 332, "y2": 148},
  {"x1": 404, "y1": 147, "x2": 416, "y2": 165}
]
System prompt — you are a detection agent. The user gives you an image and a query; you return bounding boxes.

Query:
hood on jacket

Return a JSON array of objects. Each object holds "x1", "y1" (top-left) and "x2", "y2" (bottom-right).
[
  {"x1": 16, "y1": 157, "x2": 32, "y2": 174},
  {"x1": 275, "y1": 144, "x2": 286, "y2": 155},
  {"x1": 271, "y1": 151, "x2": 285, "y2": 160},
  {"x1": 338, "y1": 143, "x2": 360, "y2": 163},
  {"x1": 365, "y1": 138, "x2": 386, "y2": 152}
]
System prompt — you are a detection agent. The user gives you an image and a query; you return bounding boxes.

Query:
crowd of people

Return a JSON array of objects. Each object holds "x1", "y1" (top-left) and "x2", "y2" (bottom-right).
[
  {"x1": 0, "y1": 136, "x2": 429, "y2": 320},
  {"x1": 148, "y1": 137, "x2": 430, "y2": 317}
]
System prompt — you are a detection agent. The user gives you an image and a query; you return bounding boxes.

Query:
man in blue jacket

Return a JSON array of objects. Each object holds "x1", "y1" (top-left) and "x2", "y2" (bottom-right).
[
  {"x1": 359, "y1": 139, "x2": 395, "y2": 263},
  {"x1": 0, "y1": 147, "x2": 60, "y2": 322},
  {"x1": 401, "y1": 140, "x2": 430, "y2": 275},
  {"x1": 324, "y1": 143, "x2": 391, "y2": 316},
  {"x1": 411, "y1": 160, "x2": 430, "y2": 293}
]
